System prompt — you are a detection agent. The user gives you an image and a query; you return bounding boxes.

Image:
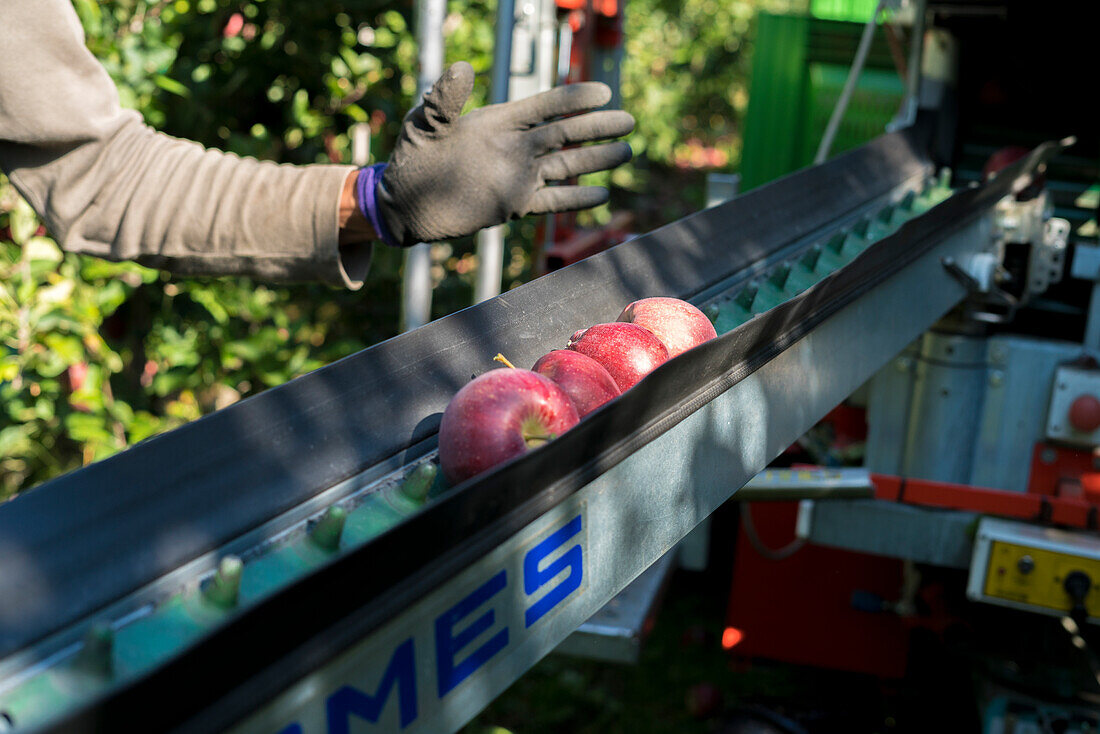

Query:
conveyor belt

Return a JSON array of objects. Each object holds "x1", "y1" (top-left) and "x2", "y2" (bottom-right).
[{"x1": 0, "y1": 128, "x2": 1062, "y2": 733}]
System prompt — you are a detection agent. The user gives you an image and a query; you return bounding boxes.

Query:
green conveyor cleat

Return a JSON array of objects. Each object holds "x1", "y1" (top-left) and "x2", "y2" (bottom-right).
[
  {"x1": 308, "y1": 505, "x2": 348, "y2": 553},
  {"x1": 751, "y1": 265, "x2": 791, "y2": 314},
  {"x1": 785, "y1": 248, "x2": 827, "y2": 294}
]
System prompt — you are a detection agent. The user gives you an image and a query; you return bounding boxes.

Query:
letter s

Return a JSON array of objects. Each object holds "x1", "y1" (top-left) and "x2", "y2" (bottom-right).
[{"x1": 524, "y1": 515, "x2": 583, "y2": 628}]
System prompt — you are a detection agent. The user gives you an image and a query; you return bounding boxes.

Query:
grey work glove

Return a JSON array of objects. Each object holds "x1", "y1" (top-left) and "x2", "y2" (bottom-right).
[{"x1": 373, "y1": 61, "x2": 634, "y2": 247}]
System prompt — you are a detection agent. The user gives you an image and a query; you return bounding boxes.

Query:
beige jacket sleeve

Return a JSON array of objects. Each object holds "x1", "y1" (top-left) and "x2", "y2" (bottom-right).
[{"x1": 0, "y1": 0, "x2": 370, "y2": 289}]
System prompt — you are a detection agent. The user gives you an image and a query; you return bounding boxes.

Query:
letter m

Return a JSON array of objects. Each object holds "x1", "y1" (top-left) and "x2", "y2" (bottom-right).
[{"x1": 327, "y1": 638, "x2": 417, "y2": 732}]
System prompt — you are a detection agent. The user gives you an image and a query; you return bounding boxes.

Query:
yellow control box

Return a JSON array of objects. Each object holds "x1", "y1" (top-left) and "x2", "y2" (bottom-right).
[{"x1": 968, "y1": 518, "x2": 1100, "y2": 622}]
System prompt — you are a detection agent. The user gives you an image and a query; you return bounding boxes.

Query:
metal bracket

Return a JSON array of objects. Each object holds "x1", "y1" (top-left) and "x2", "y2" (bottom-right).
[
  {"x1": 942, "y1": 255, "x2": 1018, "y2": 324},
  {"x1": 992, "y1": 190, "x2": 1068, "y2": 301},
  {"x1": 1030, "y1": 216, "x2": 1070, "y2": 294}
]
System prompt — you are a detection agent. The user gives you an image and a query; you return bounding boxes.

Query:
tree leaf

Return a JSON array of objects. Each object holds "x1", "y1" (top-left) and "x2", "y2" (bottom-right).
[
  {"x1": 10, "y1": 199, "x2": 38, "y2": 245},
  {"x1": 24, "y1": 236, "x2": 63, "y2": 263},
  {"x1": 44, "y1": 333, "x2": 84, "y2": 365},
  {"x1": 38, "y1": 279, "x2": 75, "y2": 305},
  {"x1": 154, "y1": 74, "x2": 191, "y2": 98}
]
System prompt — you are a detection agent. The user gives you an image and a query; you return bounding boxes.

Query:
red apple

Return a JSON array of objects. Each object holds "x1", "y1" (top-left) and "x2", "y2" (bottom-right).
[
  {"x1": 566, "y1": 322, "x2": 669, "y2": 392},
  {"x1": 982, "y1": 145, "x2": 1030, "y2": 180},
  {"x1": 438, "y1": 368, "x2": 579, "y2": 485},
  {"x1": 532, "y1": 349, "x2": 621, "y2": 418},
  {"x1": 617, "y1": 297, "x2": 717, "y2": 358}
]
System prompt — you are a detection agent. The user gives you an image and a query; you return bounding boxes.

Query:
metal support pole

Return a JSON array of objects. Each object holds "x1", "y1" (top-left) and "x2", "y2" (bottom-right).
[
  {"x1": 473, "y1": 232, "x2": 504, "y2": 310},
  {"x1": 350, "y1": 123, "x2": 371, "y2": 167},
  {"x1": 903, "y1": 0, "x2": 926, "y2": 112},
  {"x1": 473, "y1": 0, "x2": 517, "y2": 304},
  {"x1": 539, "y1": 10, "x2": 574, "y2": 274},
  {"x1": 814, "y1": 0, "x2": 888, "y2": 164},
  {"x1": 401, "y1": 0, "x2": 447, "y2": 331},
  {"x1": 705, "y1": 173, "x2": 741, "y2": 209},
  {"x1": 887, "y1": 0, "x2": 927, "y2": 131}
]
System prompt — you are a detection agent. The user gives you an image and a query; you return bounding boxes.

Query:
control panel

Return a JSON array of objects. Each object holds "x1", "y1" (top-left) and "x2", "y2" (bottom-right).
[{"x1": 968, "y1": 518, "x2": 1100, "y2": 623}]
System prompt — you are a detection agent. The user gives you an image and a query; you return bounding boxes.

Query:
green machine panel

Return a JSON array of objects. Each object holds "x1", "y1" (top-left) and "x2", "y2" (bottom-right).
[{"x1": 740, "y1": 12, "x2": 905, "y2": 191}]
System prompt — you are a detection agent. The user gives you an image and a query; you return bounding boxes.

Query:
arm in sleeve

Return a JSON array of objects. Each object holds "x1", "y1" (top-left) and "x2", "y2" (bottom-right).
[{"x1": 0, "y1": 0, "x2": 370, "y2": 289}]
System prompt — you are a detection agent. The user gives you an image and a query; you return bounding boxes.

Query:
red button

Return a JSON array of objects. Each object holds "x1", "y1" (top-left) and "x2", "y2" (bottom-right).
[{"x1": 1068, "y1": 394, "x2": 1100, "y2": 432}]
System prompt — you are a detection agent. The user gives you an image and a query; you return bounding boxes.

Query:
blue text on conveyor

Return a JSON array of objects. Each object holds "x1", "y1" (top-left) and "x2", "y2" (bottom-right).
[{"x1": 278, "y1": 513, "x2": 585, "y2": 732}]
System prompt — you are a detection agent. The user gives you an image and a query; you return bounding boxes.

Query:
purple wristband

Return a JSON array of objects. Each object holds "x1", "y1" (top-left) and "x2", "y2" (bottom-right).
[{"x1": 356, "y1": 163, "x2": 400, "y2": 247}]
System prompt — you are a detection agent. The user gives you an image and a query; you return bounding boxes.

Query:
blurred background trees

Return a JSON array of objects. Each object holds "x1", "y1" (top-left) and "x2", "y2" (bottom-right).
[{"x1": 1, "y1": 0, "x2": 803, "y2": 498}]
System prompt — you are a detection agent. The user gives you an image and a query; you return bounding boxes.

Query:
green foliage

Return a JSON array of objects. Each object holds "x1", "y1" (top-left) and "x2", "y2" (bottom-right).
[
  {"x1": 621, "y1": 0, "x2": 807, "y2": 171},
  {"x1": 1, "y1": 181, "x2": 162, "y2": 498},
  {"x1": 76, "y1": 0, "x2": 496, "y2": 163}
]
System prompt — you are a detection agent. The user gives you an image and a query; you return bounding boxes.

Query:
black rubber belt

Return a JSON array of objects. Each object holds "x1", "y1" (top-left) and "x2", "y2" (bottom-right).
[{"x1": 21, "y1": 130, "x2": 1063, "y2": 734}]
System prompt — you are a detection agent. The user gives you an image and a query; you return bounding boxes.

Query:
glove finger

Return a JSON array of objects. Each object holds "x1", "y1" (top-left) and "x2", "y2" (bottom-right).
[
  {"x1": 538, "y1": 141, "x2": 632, "y2": 182},
  {"x1": 420, "y1": 62, "x2": 475, "y2": 129},
  {"x1": 528, "y1": 185, "x2": 610, "y2": 215},
  {"x1": 508, "y1": 82, "x2": 613, "y2": 126},
  {"x1": 530, "y1": 110, "x2": 635, "y2": 154}
]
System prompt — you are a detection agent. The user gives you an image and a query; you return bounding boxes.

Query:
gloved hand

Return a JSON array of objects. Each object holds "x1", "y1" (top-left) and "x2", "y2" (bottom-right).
[{"x1": 357, "y1": 61, "x2": 634, "y2": 248}]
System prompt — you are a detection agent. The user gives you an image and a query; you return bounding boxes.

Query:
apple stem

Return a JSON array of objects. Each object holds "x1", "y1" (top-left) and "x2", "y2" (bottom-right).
[
  {"x1": 524, "y1": 432, "x2": 556, "y2": 449},
  {"x1": 494, "y1": 353, "x2": 517, "y2": 369}
]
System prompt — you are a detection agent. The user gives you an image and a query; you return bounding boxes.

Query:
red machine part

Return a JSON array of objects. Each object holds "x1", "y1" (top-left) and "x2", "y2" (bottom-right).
[
  {"x1": 555, "y1": 0, "x2": 623, "y2": 82},
  {"x1": 821, "y1": 403, "x2": 868, "y2": 449},
  {"x1": 873, "y1": 471, "x2": 1099, "y2": 528},
  {"x1": 982, "y1": 145, "x2": 1030, "y2": 180},
  {"x1": 725, "y1": 501, "x2": 910, "y2": 678},
  {"x1": 1069, "y1": 394, "x2": 1100, "y2": 433},
  {"x1": 982, "y1": 145, "x2": 1045, "y2": 199},
  {"x1": 1025, "y1": 442, "x2": 1098, "y2": 499},
  {"x1": 538, "y1": 211, "x2": 633, "y2": 273}
]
